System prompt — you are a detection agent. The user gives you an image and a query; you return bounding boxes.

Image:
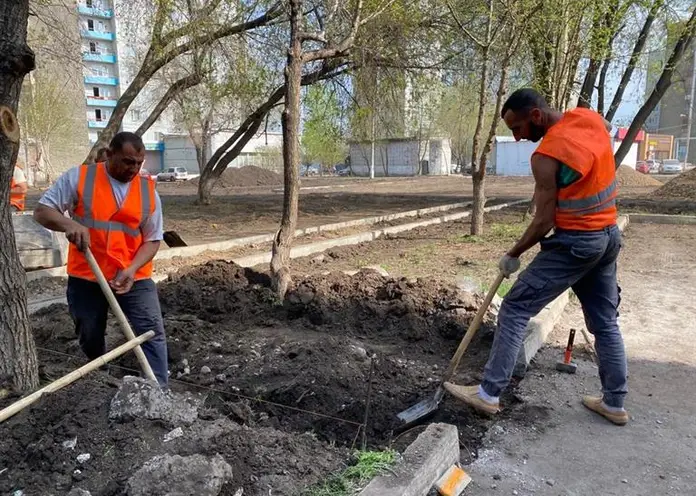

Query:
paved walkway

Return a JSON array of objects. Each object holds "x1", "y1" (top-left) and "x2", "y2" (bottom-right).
[{"x1": 465, "y1": 223, "x2": 696, "y2": 495}]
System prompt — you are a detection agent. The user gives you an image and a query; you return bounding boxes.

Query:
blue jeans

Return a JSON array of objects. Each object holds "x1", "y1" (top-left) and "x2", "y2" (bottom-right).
[
  {"x1": 481, "y1": 225, "x2": 627, "y2": 408},
  {"x1": 67, "y1": 277, "x2": 169, "y2": 387}
]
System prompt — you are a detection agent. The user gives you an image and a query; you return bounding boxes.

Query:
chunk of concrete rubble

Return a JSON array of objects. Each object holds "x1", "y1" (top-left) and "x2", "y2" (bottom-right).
[
  {"x1": 360, "y1": 265, "x2": 390, "y2": 277},
  {"x1": 109, "y1": 376, "x2": 204, "y2": 426},
  {"x1": 76, "y1": 453, "x2": 90, "y2": 464},
  {"x1": 67, "y1": 489, "x2": 92, "y2": 496},
  {"x1": 163, "y1": 427, "x2": 184, "y2": 442},
  {"x1": 187, "y1": 417, "x2": 241, "y2": 446},
  {"x1": 126, "y1": 454, "x2": 233, "y2": 496}
]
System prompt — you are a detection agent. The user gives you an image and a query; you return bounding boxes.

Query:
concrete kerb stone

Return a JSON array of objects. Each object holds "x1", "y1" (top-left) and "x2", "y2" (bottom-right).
[
  {"x1": 627, "y1": 213, "x2": 696, "y2": 225},
  {"x1": 26, "y1": 200, "x2": 527, "y2": 313},
  {"x1": 359, "y1": 423, "x2": 459, "y2": 496},
  {"x1": 512, "y1": 215, "x2": 629, "y2": 377},
  {"x1": 154, "y1": 200, "x2": 473, "y2": 261}
]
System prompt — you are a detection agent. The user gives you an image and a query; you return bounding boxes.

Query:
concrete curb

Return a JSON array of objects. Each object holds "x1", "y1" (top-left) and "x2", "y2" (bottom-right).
[
  {"x1": 359, "y1": 423, "x2": 459, "y2": 496},
  {"x1": 155, "y1": 200, "x2": 474, "y2": 261},
  {"x1": 627, "y1": 213, "x2": 696, "y2": 225},
  {"x1": 512, "y1": 215, "x2": 629, "y2": 376},
  {"x1": 27, "y1": 200, "x2": 526, "y2": 314},
  {"x1": 24, "y1": 200, "x2": 478, "y2": 281}
]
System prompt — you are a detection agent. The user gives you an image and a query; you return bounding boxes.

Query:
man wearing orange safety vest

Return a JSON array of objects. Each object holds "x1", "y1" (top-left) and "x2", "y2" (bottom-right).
[
  {"x1": 10, "y1": 164, "x2": 28, "y2": 211},
  {"x1": 34, "y1": 132, "x2": 168, "y2": 387},
  {"x1": 446, "y1": 89, "x2": 628, "y2": 425}
]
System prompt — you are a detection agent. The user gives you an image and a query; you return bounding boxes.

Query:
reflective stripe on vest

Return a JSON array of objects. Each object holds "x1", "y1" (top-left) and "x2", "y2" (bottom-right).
[
  {"x1": 557, "y1": 179, "x2": 617, "y2": 215},
  {"x1": 74, "y1": 164, "x2": 152, "y2": 232}
]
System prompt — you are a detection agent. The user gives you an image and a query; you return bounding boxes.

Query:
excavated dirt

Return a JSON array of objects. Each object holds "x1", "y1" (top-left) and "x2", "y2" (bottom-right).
[
  {"x1": 652, "y1": 168, "x2": 696, "y2": 199},
  {"x1": 191, "y1": 166, "x2": 283, "y2": 188},
  {"x1": 616, "y1": 165, "x2": 662, "y2": 187},
  {"x1": 4, "y1": 260, "x2": 510, "y2": 495}
]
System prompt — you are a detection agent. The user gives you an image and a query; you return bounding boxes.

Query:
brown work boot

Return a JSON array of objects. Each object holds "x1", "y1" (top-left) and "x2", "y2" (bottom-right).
[
  {"x1": 444, "y1": 382, "x2": 500, "y2": 416},
  {"x1": 582, "y1": 396, "x2": 629, "y2": 426}
]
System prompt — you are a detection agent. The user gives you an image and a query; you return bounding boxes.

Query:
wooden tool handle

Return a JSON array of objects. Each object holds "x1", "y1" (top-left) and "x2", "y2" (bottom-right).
[
  {"x1": 0, "y1": 331, "x2": 155, "y2": 423},
  {"x1": 441, "y1": 271, "x2": 506, "y2": 383},
  {"x1": 84, "y1": 248, "x2": 157, "y2": 382}
]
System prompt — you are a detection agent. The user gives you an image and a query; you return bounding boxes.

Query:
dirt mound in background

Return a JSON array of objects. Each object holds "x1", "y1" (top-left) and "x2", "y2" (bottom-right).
[
  {"x1": 192, "y1": 166, "x2": 282, "y2": 188},
  {"x1": 616, "y1": 165, "x2": 662, "y2": 187},
  {"x1": 651, "y1": 168, "x2": 696, "y2": 199}
]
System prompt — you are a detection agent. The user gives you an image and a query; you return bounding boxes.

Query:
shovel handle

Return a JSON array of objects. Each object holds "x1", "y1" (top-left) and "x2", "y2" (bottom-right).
[
  {"x1": 83, "y1": 248, "x2": 157, "y2": 382},
  {"x1": 441, "y1": 271, "x2": 506, "y2": 384}
]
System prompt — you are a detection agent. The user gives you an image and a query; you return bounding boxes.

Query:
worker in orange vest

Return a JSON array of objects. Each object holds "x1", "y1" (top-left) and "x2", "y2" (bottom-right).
[
  {"x1": 445, "y1": 89, "x2": 628, "y2": 426},
  {"x1": 34, "y1": 132, "x2": 168, "y2": 387},
  {"x1": 10, "y1": 163, "x2": 28, "y2": 211}
]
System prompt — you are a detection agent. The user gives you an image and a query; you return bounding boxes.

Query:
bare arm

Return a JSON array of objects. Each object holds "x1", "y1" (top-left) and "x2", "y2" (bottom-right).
[
  {"x1": 128, "y1": 241, "x2": 160, "y2": 273},
  {"x1": 34, "y1": 204, "x2": 91, "y2": 251},
  {"x1": 507, "y1": 154, "x2": 558, "y2": 258}
]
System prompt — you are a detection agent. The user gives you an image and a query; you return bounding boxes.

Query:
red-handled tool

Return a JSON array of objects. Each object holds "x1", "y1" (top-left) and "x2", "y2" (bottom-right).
[{"x1": 556, "y1": 328, "x2": 578, "y2": 374}]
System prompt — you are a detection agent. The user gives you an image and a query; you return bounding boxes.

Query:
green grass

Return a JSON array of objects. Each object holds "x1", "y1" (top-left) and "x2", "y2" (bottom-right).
[
  {"x1": 304, "y1": 450, "x2": 397, "y2": 496},
  {"x1": 487, "y1": 223, "x2": 527, "y2": 242},
  {"x1": 497, "y1": 279, "x2": 513, "y2": 297},
  {"x1": 450, "y1": 233, "x2": 483, "y2": 244}
]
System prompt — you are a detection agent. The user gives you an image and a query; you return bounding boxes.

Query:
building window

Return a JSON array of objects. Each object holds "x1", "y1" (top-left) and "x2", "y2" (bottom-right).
[
  {"x1": 93, "y1": 87, "x2": 100, "y2": 97},
  {"x1": 130, "y1": 110, "x2": 141, "y2": 121},
  {"x1": 86, "y1": 0, "x2": 93, "y2": 7},
  {"x1": 89, "y1": 42, "x2": 96, "y2": 53},
  {"x1": 95, "y1": 109, "x2": 102, "y2": 121},
  {"x1": 98, "y1": 21, "x2": 105, "y2": 32}
]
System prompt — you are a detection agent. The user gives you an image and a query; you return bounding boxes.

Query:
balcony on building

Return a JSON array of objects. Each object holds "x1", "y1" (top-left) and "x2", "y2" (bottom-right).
[
  {"x1": 80, "y1": 29, "x2": 115, "y2": 41},
  {"x1": 86, "y1": 97, "x2": 117, "y2": 107},
  {"x1": 87, "y1": 120, "x2": 108, "y2": 129},
  {"x1": 82, "y1": 52, "x2": 116, "y2": 63},
  {"x1": 77, "y1": 5, "x2": 114, "y2": 18},
  {"x1": 84, "y1": 75, "x2": 118, "y2": 85}
]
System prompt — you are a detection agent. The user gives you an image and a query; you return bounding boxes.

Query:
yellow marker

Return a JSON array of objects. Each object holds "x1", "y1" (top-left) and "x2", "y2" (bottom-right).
[{"x1": 435, "y1": 465, "x2": 472, "y2": 496}]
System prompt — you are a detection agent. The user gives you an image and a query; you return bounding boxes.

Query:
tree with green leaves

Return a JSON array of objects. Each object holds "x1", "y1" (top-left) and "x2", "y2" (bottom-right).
[{"x1": 302, "y1": 84, "x2": 346, "y2": 172}]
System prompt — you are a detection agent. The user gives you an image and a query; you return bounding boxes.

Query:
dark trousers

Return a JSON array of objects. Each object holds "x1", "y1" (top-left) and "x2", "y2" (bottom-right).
[
  {"x1": 481, "y1": 225, "x2": 627, "y2": 408},
  {"x1": 67, "y1": 276, "x2": 169, "y2": 386}
]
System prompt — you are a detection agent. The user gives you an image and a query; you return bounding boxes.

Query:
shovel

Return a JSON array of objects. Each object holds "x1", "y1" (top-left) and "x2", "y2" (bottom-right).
[
  {"x1": 83, "y1": 247, "x2": 158, "y2": 383},
  {"x1": 397, "y1": 271, "x2": 506, "y2": 427}
]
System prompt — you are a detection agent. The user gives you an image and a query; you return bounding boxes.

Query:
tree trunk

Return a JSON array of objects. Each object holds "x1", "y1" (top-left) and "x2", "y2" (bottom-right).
[
  {"x1": 605, "y1": 0, "x2": 663, "y2": 122},
  {"x1": 469, "y1": 0, "x2": 494, "y2": 235},
  {"x1": 135, "y1": 73, "x2": 202, "y2": 137},
  {"x1": 270, "y1": 0, "x2": 303, "y2": 299},
  {"x1": 597, "y1": 55, "x2": 611, "y2": 115},
  {"x1": 615, "y1": 6, "x2": 696, "y2": 166},
  {"x1": 578, "y1": 58, "x2": 601, "y2": 108},
  {"x1": 0, "y1": 0, "x2": 40, "y2": 392}
]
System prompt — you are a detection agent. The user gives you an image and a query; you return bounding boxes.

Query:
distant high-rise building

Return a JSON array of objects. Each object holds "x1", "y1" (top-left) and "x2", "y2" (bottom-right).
[{"x1": 76, "y1": 0, "x2": 172, "y2": 170}]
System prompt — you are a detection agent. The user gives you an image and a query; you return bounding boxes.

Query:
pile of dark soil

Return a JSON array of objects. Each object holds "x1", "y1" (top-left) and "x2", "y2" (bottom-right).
[
  {"x1": 192, "y1": 166, "x2": 283, "y2": 188},
  {"x1": 616, "y1": 165, "x2": 662, "y2": 188},
  {"x1": 652, "y1": 168, "x2": 696, "y2": 199},
  {"x1": 157, "y1": 261, "x2": 497, "y2": 446},
  {"x1": 4, "y1": 260, "x2": 504, "y2": 495},
  {"x1": 0, "y1": 376, "x2": 345, "y2": 496}
]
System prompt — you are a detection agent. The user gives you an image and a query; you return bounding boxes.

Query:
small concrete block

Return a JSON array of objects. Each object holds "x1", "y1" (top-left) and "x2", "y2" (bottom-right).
[
  {"x1": 434, "y1": 465, "x2": 471, "y2": 496},
  {"x1": 360, "y1": 423, "x2": 459, "y2": 496}
]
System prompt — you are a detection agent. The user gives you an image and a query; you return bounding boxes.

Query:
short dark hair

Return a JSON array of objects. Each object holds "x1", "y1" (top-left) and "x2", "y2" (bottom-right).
[
  {"x1": 501, "y1": 88, "x2": 548, "y2": 119},
  {"x1": 110, "y1": 131, "x2": 144, "y2": 152}
]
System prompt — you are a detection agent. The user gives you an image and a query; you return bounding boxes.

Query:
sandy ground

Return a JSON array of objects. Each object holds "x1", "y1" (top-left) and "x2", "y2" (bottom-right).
[{"x1": 465, "y1": 223, "x2": 696, "y2": 495}]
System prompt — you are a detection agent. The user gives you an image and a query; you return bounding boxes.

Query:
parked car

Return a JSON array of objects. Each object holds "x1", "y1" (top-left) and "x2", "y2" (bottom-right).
[
  {"x1": 659, "y1": 159, "x2": 683, "y2": 174},
  {"x1": 300, "y1": 164, "x2": 320, "y2": 176},
  {"x1": 157, "y1": 167, "x2": 189, "y2": 182},
  {"x1": 334, "y1": 164, "x2": 351, "y2": 176},
  {"x1": 636, "y1": 161, "x2": 650, "y2": 174},
  {"x1": 646, "y1": 159, "x2": 660, "y2": 173}
]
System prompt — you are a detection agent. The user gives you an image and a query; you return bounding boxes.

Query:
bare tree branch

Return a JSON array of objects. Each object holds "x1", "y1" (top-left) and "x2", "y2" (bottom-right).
[{"x1": 135, "y1": 72, "x2": 203, "y2": 136}]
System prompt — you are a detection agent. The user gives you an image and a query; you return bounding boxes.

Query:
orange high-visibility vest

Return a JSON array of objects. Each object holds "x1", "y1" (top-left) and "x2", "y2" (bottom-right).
[
  {"x1": 10, "y1": 176, "x2": 26, "y2": 211},
  {"x1": 67, "y1": 162, "x2": 156, "y2": 281},
  {"x1": 534, "y1": 107, "x2": 618, "y2": 231}
]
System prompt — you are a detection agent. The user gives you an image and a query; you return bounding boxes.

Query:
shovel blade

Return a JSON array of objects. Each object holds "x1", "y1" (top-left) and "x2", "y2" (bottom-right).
[{"x1": 397, "y1": 397, "x2": 439, "y2": 424}]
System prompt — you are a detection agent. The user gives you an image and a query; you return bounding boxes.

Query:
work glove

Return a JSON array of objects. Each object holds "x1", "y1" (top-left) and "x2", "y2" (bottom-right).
[{"x1": 498, "y1": 254, "x2": 521, "y2": 278}]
